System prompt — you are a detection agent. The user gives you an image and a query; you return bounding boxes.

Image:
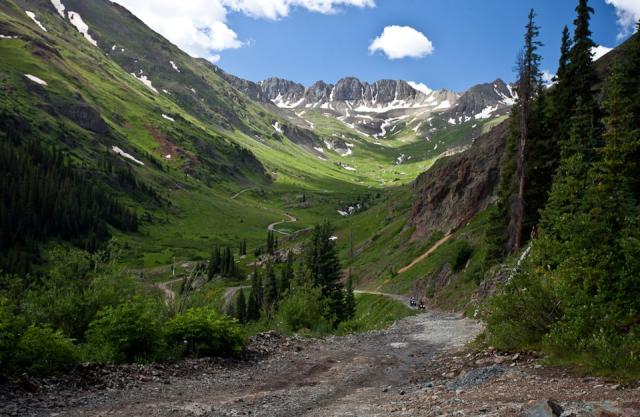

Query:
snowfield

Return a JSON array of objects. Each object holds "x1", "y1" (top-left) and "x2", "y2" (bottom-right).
[
  {"x1": 131, "y1": 72, "x2": 158, "y2": 93},
  {"x1": 68, "y1": 12, "x2": 98, "y2": 46},
  {"x1": 50, "y1": 0, "x2": 66, "y2": 17},
  {"x1": 25, "y1": 11, "x2": 47, "y2": 32},
  {"x1": 112, "y1": 146, "x2": 144, "y2": 166},
  {"x1": 24, "y1": 74, "x2": 47, "y2": 86}
]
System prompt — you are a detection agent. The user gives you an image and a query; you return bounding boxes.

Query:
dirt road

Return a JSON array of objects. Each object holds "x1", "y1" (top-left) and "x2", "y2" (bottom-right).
[
  {"x1": 4, "y1": 307, "x2": 640, "y2": 416},
  {"x1": 267, "y1": 213, "x2": 297, "y2": 236},
  {"x1": 3, "y1": 310, "x2": 482, "y2": 416}
]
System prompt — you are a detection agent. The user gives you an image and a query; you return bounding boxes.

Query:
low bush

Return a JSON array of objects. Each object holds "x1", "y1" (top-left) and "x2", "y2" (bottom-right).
[
  {"x1": 11, "y1": 326, "x2": 79, "y2": 376},
  {"x1": 275, "y1": 283, "x2": 332, "y2": 334},
  {"x1": 85, "y1": 296, "x2": 165, "y2": 363},
  {"x1": 484, "y1": 268, "x2": 561, "y2": 350},
  {"x1": 165, "y1": 307, "x2": 245, "y2": 358}
]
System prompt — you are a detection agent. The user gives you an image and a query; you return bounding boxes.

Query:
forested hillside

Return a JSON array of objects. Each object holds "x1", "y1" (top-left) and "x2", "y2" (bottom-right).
[{"x1": 483, "y1": 1, "x2": 640, "y2": 376}]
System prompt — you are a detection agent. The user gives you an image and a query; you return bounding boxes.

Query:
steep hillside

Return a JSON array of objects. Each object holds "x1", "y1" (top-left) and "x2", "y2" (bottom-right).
[{"x1": 0, "y1": 0, "x2": 520, "y2": 272}]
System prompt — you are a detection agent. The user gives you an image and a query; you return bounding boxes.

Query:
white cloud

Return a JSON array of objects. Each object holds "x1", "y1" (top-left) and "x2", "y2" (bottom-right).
[
  {"x1": 605, "y1": 0, "x2": 640, "y2": 39},
  {"x1": 223, "y1": 0, "x2": 374, "y2": 19},
  {"x1": 112, "y1": 0, "x2": 374, "y2": 62},
  {"x1": 592, "y1": 45, "x2": 613, "y2": 61},
  {"x1": 369, "y1": 25, "x2": 434, "y2": 60}
]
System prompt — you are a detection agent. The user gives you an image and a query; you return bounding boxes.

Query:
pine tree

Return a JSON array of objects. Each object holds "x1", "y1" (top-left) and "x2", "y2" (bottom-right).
[
  {"x1": 280, "y1": 252, "x2": 293, "y2": 295},
  {"x1": 247, "y1": 267, "x2": 261, "y2": 321},
  {"x1": 510, "y1": 9, "x2": 544, "y2": 252},
  {"x1": 344, "y1": 273, "x2": 356, "y2": 320},
  {"x1": 264, "y1": 264, "x2": 278, "y2": 317},
  {"x1": 208, "y1": 246, "x2": 221, "y2": 280},
  {"x1": 305, "y1": 221, "x2": 345, "y2": 325},
  {"x1": 235, "y1": 289, "x2": 247, "y2": 324}
]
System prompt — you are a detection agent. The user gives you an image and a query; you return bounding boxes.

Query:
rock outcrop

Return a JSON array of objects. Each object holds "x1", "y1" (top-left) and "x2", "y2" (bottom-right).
[{"x1": 409, "y1": 122, "x2": 508, "y2": 240}]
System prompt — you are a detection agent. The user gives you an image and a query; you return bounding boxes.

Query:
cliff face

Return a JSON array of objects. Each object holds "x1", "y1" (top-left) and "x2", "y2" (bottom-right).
[{"x1": 409, "y1": 122, "x2": 508, "y2": 241}]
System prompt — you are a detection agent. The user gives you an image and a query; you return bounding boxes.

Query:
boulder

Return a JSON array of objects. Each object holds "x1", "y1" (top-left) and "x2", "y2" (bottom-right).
[{"x1": 523, "y1": 400, "x2": 563, "y2": 417}]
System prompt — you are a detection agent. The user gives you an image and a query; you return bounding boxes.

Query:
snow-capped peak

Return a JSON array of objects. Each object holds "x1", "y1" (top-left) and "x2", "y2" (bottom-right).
[{"x1": 408, "y1": 81, "x2": 432, "y2": 96}]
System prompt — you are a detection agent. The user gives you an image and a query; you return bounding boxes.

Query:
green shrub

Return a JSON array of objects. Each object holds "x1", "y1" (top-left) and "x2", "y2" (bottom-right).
[
  {"x1": 11, "y1": 326, "x2": 79, "y2": 376},
  {"x1": 484, "y1": 268, "x2": 561, "y2": 350},
  {"x1": 0, "y1": 296, "x2": 24, "y2": 373},
  {"x1": 165, "y1": 307, "x2": 245, "y2": 358},
  {"x1": 86, "y1": 296, "x2": 165, "y2": 363},
  {"x1": 450, "y1": 241, "x2": 474, "y2": 273},
  {"x1": 275, "y1": 283, "x2": 332, "y2": 334}
]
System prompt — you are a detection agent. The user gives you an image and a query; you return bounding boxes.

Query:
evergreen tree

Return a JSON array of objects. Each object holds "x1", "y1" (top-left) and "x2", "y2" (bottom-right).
[
  {"x1": 247, "y1": 266, "x2": 261, "y2": 321},
  {"x1": 264, "y1": 264, "x2": 278, "y2": 317},
  {"x1": 509, "y1": 9, "x2": 544, "y2": 252},
  {"x1": 305, "y1": 222, "x2": 345, "y2": 324},
  {"x1": 235, "y1": 289, "x2": 247, "y2": 324},
  {"x1": 280, "y1": 252, "x2": 293, "y2": 295},
  {"x1": 344, "y1": 273, "x2": 356, "y2": 320},
  {"x1": 207, "y1": 246, "x2": 221, "y2": 280}
]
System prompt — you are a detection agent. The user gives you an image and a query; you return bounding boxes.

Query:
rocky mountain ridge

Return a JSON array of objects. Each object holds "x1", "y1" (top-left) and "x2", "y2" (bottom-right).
[{"x1": 251, "y1": 75, "x2": 516, "y2": 139}]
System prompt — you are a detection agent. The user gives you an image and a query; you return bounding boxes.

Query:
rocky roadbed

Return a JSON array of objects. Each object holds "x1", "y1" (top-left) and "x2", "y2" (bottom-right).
[{"x1": 1, "y1": 310, "x2": 639, "y2": 416}]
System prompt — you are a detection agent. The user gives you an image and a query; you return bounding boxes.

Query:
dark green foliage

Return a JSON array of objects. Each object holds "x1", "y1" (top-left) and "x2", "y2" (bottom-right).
[
  {"x1": 207, "y1": 246, "x2": 239, "y2": 279},
  {"x1": 267, "y1": 230, "x2": 276, "y2": 255},
  {"x1": 10, "y1": 325, "x2": 79, "y2": 376},
  {"x1": 344, "y1": 274, "x2": 356, "y2": 321},
  {"x1": 275, "y1": 282, "x2": 331, "y2": 333},
  {"x1": 487, "y1": 6, "x2": 640, "y2": 374},
  {"x1": 264, "y1": 264, "x2": 278, "y2": 315},
  {"x1": 246, "y1": 267, "x2": 261, "y2": 322},
  {"x1": 165, "y1": 307, "x2": 244, "y2": 358},
  {"x1": 485, "y1": 269, "x2": 561, "y2": 350},
  {"x1": 304, "y1": 221, "x2": 346, "y2": 324},
  {"x1": 0, "y1": 128, "x2": 138, "y2": 274},
  {"x1": 451, "y1": 241, "x2": 474, "y2": 273},
  {"x1": 86, "y1": 296, "x2": 166, "y2": 363},
  {"x1": 20, "y1": 247, "x2": 138, "y2": 341},
  {"x1": 235, "y1": 289, "x2": 247, "y2": 324},
  {"x1": 280, "y1": 252, "x2": 293, "y2": 295}
]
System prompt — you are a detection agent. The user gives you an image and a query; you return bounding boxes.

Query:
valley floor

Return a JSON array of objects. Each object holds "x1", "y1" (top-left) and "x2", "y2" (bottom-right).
[{"x1": 2, "y1": 309, "x2": 639, "y2": 417}]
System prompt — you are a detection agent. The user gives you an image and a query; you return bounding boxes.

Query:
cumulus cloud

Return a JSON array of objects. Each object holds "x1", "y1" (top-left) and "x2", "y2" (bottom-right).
[
  {"x1": 605, "y1": 0, "x2": 640, "y2": 39},
  {"x1": 112, "y1": 0, "x2": 375, "y2": 62},
  {"x1": 369, "y1": 25, "x2": 434, "y2": 60},
  {"x1": 592, "y1": 45, "x2": 613, "y2": 61},
  {"x1": 223, "y1": 0, "x2": 375, "y2": 20}
]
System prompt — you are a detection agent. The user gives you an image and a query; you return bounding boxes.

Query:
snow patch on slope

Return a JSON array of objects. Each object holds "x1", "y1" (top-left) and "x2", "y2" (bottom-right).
[
  {"x1": 408, "y1": 81, "x2": 432, "y2": 96},
  {"x1": 272, "y1": 121, "x2": 283, "y2": 134},
  {"x1": 0, "y1": 35, "x2": 18, "y2": 39},
  {"x1": 162, "y1": 114, "x2": 175, "y2": 122},
  {"x1": 434, "y1": 100, "x2": 451, "y2": 110},
  {"x1": 50, "y1": 0, "x2": 66, "y2": 17},
  {"x1": 24, "y1": 74, "x2": 47, "y2": 86},
  {"x1": 25, "y1": 11, "x2": 47, "y2": 32},
  {"x1": 131, "y1": 72, "x2": 158, "y2": 93},
  {"x1": 169, "y1": 60, "x2": 180, "y2": 72},
  {"x1": 68, "y1": 12, "x2": 98, "y2": 46},
  {"x1": 474, "y1": 105, "x2": 498, "y2": 120},
  {"x1": 112, "y1": 146, "x2": 144, "y2": 165}
]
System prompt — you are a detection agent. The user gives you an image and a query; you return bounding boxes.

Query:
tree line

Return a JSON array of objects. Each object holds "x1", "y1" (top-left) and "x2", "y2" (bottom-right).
[
  {"x1": 484, "y1": 0, "x2": 640, "y2": 373},
  {"x1": 0, "y1": 126, "x2": 139, "y2": 275}
]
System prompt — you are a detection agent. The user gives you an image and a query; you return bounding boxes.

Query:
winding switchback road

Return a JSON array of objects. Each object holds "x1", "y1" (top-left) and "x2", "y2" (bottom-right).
[{"x1": 267, "y1": 213, "x2": 297, "y2": 235}]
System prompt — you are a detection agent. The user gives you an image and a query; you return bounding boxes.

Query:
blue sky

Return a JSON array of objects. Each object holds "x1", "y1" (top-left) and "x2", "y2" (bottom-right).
[
  {"x1": 114, "y1": 0, "x2": 638, "y2": 92},
  {"x1": 220, "y1": 0, "x2": 625, "y2": 92}
]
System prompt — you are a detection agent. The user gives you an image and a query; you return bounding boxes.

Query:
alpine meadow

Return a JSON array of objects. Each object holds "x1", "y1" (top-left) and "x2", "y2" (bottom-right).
[{"x1": 1, "y1": 0, "x2": 640, "y2": 415}]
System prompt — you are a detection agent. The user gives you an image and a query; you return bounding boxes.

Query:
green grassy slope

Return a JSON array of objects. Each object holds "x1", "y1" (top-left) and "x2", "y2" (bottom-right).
[{"x1": 0, "y1": 0, "x2": 508, "y2": 275}]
